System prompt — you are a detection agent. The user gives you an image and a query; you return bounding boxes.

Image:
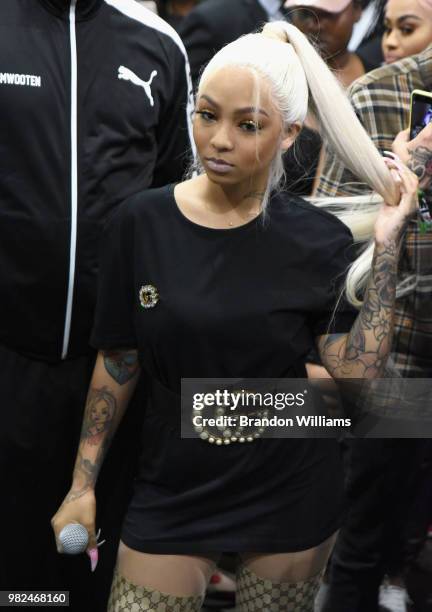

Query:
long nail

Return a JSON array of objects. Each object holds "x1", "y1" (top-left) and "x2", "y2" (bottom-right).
[
  {"x1": 87, "y1": 548, "x2": 98, "y2": 572},
  {"x1": 384, "y1": 158, "x2": 404, "y2": 172},
  {"x1": 383, "y1": 151, "x2": 402, "y2": 163},
  {"x1": 391, "y1": 169, "x2": 402, "y2": 183}
]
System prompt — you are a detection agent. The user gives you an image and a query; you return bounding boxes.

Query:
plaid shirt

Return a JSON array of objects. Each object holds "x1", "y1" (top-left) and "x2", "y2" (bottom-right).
[{"x1": 317, "y1": 45, "x2": 432, "y2": 377}]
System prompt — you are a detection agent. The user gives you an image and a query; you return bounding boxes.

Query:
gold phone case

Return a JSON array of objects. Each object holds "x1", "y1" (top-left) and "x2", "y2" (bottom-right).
[{"x1": 409, "y1": 89, "x2": 432, "y2": 135}]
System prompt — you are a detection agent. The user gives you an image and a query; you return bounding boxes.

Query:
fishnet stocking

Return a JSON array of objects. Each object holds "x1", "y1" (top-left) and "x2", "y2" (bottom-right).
[
  {"x1": 107, "y1": 568, "x2": 204, "y2": 612},
  {"x1": 236, "y1": 564, "x2": 323, "y2": 611}
]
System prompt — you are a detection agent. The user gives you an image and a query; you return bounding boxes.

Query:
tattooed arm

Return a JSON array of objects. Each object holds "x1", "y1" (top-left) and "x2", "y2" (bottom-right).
[
  {"x1": 317, "y1": 162, "x2": 418, "y2": 379},
  {"x1": 317, "y1": 239, "x2": 398, "y2": 378},
  {"x1": 51, "y1": 348, "x2": 140, "y2": 554},
  {"x1": 66, "y1": 349, "x2": 140, "y2": 501}
]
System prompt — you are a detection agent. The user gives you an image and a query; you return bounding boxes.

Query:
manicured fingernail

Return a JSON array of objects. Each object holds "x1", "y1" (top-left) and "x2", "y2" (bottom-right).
[
  {"x1": 391, "y1": 169, "x2": 401, "y2": 183},
  {"x1": 384, "y1": 151, "x2": 402, "y2": 162},
  {"x1": 385, "y1": 158, "x2": 404, "y2": 172},
  {"x1": 87, "y1": 548, "x2": 98, "y2": 572}
]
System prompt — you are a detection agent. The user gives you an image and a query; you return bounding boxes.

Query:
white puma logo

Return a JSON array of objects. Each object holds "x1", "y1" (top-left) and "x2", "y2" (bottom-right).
[{"x1": 118, "y1": 66, "x2": 158, "y2": 107}]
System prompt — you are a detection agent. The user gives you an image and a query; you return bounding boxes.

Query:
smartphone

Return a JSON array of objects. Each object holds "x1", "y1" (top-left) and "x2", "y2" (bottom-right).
[{"x1": 409, "y1": 89, "x2": 432, "y2": 139}]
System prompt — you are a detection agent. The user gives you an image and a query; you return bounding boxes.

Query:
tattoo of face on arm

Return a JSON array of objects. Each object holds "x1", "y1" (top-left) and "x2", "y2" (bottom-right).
[
  {"x1": 83, "y1": 386, "x2": 117, "y2": 446},
  {"x1": 67, "y1": 386, "x2": 119, "y2": 498},
  {"x1": 103, "y1": 349, "x2": 139, "y2": 385}
]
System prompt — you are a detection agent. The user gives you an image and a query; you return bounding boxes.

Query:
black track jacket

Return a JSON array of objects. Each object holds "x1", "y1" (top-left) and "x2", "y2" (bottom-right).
[{"x1": 0, "y1": 0, "x2": 193, "y2": 361}]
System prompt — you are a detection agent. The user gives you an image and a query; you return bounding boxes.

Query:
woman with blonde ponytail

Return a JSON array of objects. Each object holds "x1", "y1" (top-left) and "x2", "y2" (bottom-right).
[{"x1": 52, "y1": 22, "x2": 418, "y2": 612}]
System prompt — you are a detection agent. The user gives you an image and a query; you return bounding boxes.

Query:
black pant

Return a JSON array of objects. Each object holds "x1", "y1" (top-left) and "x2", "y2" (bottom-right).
[
  {"x1": 0, "y1": 343, "x2": 145, "y2": 611},
  {"x1": 322, "y1": 438, "x2": 432, "y2": 612}
]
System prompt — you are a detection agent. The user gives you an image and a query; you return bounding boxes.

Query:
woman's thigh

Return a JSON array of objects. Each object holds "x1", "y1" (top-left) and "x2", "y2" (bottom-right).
[
  {"x1": 239, "y1": 532, "x2": 337, "y2": 582},
  {"x1": 116, "y1": 540, "x2": 219, "y2": 596}
]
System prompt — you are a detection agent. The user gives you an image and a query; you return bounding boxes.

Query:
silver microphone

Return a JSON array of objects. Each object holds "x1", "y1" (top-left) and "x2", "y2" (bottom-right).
[{"x1": 58, "y1": 523, "x2": 89, "y2": 554}]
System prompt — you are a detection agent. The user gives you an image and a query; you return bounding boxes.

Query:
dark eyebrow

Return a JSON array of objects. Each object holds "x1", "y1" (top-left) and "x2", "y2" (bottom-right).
[
  {"x1": 198, "y1": 95, "x2": 270, "y2": 118},
  {"x1": 234, "y1": 106, "x2": 270, "y2": 118},
  {"x1": 396, "y1": 14, "x2": 423, "y2": 23}
]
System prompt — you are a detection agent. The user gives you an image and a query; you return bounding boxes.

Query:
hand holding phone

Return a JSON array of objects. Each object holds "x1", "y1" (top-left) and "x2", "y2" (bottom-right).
[
  {"x1": 392, "y1": 100, "x2": 432, "y2": 226},
  {"x1": 409, "y1": 89, "x2": 432, "y2": 140}
]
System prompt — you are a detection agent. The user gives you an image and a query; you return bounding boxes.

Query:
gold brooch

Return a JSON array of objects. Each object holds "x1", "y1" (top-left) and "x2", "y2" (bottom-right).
[{"x1": 139, "y1": 284, "x2": 159, "y2": 309}]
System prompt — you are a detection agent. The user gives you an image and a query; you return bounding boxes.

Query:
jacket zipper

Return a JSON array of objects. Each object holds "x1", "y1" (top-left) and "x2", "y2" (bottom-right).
[{"x1": 62, "y1": 0, "x2": 78, "y2": 359}]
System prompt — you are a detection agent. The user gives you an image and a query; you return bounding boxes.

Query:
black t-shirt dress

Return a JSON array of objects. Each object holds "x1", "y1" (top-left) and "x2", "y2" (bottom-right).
[{"x1": 91, "y1": 184, "x2": 357, "y2": 553}]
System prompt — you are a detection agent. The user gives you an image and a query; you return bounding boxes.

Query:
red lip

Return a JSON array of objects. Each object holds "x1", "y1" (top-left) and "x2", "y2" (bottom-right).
[{"x1": 206, "y1": 157, "x2": 234, "y2": 166}]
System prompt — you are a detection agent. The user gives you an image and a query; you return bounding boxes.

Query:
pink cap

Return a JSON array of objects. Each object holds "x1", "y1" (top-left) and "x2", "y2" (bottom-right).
[{"x1": 284, "y1": 0, "x2": 352, "y2": 12}]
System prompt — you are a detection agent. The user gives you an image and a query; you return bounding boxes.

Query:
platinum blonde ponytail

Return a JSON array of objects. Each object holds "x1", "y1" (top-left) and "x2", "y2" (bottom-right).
[
  {"x1": 268, "y1": 22, "x2": 398, "y2": 205},
  {"x1": 263, "y1": 22, "x2": 402, "y2": 307},
  {"x1": 196, "y1": 23, "x2": 402, "y2": 306}
]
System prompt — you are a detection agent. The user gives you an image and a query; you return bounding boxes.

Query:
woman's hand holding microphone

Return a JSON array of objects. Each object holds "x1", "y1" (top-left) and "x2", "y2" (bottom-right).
[{"x1": 51, "y1": 485, "x2": 101, "y2": 571}]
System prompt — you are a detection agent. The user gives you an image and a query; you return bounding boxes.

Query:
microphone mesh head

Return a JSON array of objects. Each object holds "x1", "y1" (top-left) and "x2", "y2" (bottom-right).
[{"x1": 59, "y1": 523, "x2": 89, "y2": 554}]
